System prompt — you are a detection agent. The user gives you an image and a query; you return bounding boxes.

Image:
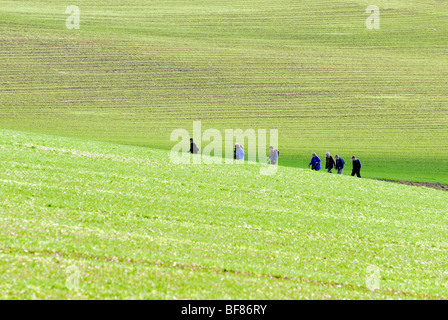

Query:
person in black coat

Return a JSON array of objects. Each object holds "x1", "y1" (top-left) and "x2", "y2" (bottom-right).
[
  {"x1": 325, "y1": 152, "x2": 336, "y2": 173},
  {"x1": 351, "y1": 156, "x2": 362, "y2": 177},
  {"x1": 190, "y1": 138, "x2": 198, "y2": 154}
]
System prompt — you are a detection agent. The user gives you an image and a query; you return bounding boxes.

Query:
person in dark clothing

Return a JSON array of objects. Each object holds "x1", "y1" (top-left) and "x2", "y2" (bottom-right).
[
  {"x1": 351, "y1": 156, "x2": 362, "y2": 177},
  {"x1": 190, "y1": 138, "x2": 199, "y2": 154},
  {"x1": 335, "y1": 154, "x2": 345, "y2": 174},
  {"x1": 325, "y1": 152, "x2": 336, "y2": 173},
  {"x1": 308, "y1": 153, "x2": 321, "y2": 171}
]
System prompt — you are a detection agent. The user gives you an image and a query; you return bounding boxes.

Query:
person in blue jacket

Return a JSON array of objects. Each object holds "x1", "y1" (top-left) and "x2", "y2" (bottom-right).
[
  {"x1": 335, "y1": 154, "x2": 345, "y2": 174},
  {"x1": 235, "y1": 143, "x2": 245, "y2": 160},
  {"x1": 308, "y1": 153, "x2": 321, "y2": 171}
]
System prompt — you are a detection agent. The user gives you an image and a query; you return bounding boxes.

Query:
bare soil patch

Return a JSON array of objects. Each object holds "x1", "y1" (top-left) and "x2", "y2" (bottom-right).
[{"x1": 379, "y1": 179, "x2": 448, "y2": 191}]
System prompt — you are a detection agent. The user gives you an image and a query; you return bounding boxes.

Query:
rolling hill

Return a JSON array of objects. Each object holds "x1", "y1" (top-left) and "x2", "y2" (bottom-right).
[
  {"x1": 0, "y1": 0, "x2": 447, "y2": 183},
  {"x1": 1, "y1": 129, "x2": 447, "y2": 299}
]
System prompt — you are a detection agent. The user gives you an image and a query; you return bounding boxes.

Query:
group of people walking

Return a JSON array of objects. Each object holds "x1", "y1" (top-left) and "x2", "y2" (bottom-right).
[
  {"x1": 190, "y1": 138, "x2": 278, "y2": 163},
  {"x1": 234, "y1": 144, "x2": 279, "y2": 164},
  {"x1": 189, "y1": 139, "x2": 361, "y2": 177},
  {"x1": 309, "y1": 152, "x2": 362, "y2": 177}
]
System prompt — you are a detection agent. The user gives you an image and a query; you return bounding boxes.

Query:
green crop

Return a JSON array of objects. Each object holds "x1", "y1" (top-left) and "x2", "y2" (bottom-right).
[
  {"x1": 1, "y1": 129, "x2": 447, "y2": 299},
  {"x1": 0, "y1": 0, "x2": 447, "y2": 183}
]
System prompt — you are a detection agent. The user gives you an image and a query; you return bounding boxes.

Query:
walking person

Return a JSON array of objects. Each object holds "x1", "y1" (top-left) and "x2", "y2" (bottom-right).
[
  {"x1": 308, "y1": 153, "x2": 321, "y2": 171},
  {"x1": 335, "y1": 155, "x2": 345, "y2": 174},
  {"x1": 325, "y1": 152, "x2": 336, "y2": 173},
  {"x1": 267, "y1": 146, "x2": 278, "y2": 165},
  {"x1": 351, "y1": 156, "x2": 362, "y2": 177},
  {"x1": 235, "y1": 143, "x2": 245, "y2": 160},
  {"x1": 190, "y1": 138, "x2": 199, "y2": 154}
]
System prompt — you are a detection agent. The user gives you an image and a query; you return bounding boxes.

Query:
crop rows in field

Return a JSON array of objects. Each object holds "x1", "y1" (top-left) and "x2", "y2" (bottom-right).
[{"x1": 0, "y1": 0, "x2": 447, "y2": 183}]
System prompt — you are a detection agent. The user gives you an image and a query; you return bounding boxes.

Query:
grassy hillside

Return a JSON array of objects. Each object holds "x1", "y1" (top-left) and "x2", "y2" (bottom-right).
[
  {"x1": 1, "y1": 129, "x2": 447, "y2": 299},
  {"x1": 0, "y1": 0, "x2": 447, "y2": 183}
]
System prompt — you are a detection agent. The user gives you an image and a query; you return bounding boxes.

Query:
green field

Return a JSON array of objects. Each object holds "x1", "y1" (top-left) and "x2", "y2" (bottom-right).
[
  {"x1": 1, "y1": 0, "x2": 448, "y2": 300},
  {"x1": 1, "y1": 129, "x2": 448, "y2": 299},
  {"x1": 0, "y1": 0, "x2": 447, "y2": 183}
]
